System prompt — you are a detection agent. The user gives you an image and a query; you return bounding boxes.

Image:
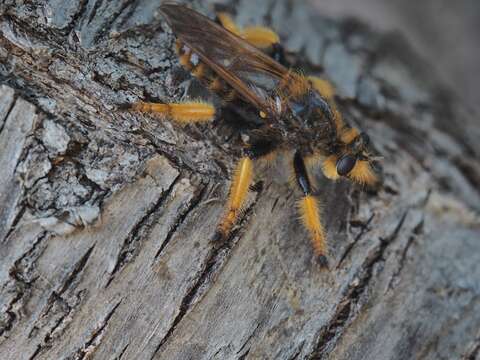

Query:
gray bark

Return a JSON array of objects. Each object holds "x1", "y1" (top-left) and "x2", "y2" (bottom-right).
[{"x1": 1, "y1": 0, "x2": 480, "y2": 359}]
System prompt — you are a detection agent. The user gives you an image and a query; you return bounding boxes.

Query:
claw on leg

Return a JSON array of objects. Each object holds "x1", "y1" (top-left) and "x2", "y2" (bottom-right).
[{"x1": 129, "y1": 101, "x2": 215, "y2": 124}]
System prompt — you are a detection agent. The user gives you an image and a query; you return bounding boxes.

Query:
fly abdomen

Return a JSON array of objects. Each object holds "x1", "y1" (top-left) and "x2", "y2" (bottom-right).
[
  {"x1": 176, "y1": 40, "x2": 195, "y2": 71},
  {"x1": 175, "y1": 40, "x2": 237, "y2": 102}
]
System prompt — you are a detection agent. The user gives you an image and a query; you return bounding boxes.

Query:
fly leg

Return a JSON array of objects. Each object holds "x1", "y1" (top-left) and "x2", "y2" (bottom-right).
[
  {"x1": 216, "y1": 155, "x2": 254, "y2": 240},
  {"x1": 215, "y1": 139, "x2": 278, "y2": 241},
  {"x1": 126, "y1": 101, "x2": 215, "y2": 125},
  {"x1": 216, "y1": 12, "x2": 279, "y2": 49},
  {"x1": 215, "y1": 12, "x2": 290, "y2": 65},
  {"x1": 293, "y1": 151, "x2": 328, "y2": 265}
]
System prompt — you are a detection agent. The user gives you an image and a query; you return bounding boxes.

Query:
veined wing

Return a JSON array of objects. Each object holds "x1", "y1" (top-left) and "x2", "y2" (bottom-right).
[{"x1": 160, "y1": 4, "x2": 291, "y2": 117}]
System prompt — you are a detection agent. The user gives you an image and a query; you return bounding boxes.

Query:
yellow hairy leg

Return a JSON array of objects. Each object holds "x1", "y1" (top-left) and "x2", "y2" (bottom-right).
[
  {"x1": 217, "y1": 157, "x2": 254, "y2": 238},
  {"x1": 297, "y1": 195, "x2": 327, "y2": 257},
  {"x1": 321, "y1": 155, "x2": 340, "y2": 181},
  {"x1": 217, "y1": 12, "x2": 242, "y2": 35},
  {"x1": 241, "y1": 26, "x2": 280, "y2": 48},
  {"x1": 129, "y1": 101, "x2": 215, "y2": 124},
  {"x1": 217, "y1": 12, "x2": 279, "y2": 48}
]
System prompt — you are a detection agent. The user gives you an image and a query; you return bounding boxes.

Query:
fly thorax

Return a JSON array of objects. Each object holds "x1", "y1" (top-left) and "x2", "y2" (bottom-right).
[{"x1": 289, "y1": 92, "x2": 334, "y2": 128}]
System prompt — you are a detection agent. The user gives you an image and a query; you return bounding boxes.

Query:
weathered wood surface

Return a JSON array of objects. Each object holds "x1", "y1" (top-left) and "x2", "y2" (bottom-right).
[{"x1": 1, "y1": 1, "x2": 480, "y2": 359}]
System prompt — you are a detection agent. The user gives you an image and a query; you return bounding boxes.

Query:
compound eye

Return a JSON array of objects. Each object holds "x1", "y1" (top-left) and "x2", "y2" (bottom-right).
[{"x1": 336, "y1": 155, "x2": 357, "y2": 176}]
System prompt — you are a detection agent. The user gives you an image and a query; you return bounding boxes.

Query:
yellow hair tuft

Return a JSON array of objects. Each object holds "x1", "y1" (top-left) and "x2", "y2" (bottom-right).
[
  {"x1": 297, "y1": 195, "x2": 327, "y2": 256},
  {"x1": 348, "y1": 160, "x2": 377, "y2": 185},
  {"x1": 333, "y1": 108, "x2": 344, "y2": 133},
  {"x1": 308, "y1": 76, "x2": 335, "y2": 100},
  {"x1": 322, "y1": 155, "x2": 340, "y2": 180},
  {"x1": 340, "y1": 127, "x2": 359, "y2": 145}
]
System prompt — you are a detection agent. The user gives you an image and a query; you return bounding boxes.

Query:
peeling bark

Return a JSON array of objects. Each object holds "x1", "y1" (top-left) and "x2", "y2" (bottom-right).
[{"x1": 0, "y1": 1, "x2": 479, "y2": 359}]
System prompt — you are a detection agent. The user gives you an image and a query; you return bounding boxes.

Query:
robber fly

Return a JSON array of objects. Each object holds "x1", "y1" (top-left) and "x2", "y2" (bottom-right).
[{"x1": 129, "y1": 4, "x2": 379, "y2": 264}]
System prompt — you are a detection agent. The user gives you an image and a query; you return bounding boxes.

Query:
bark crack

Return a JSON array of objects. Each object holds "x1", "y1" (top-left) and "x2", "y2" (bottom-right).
[
  {"x1": 105, "y1": 174, "x2": 180, "y2": 287},
  {"x1": 0, "y1": 231, "x2": 47, "y2": 338},
  {"x1": 64, "y1": 0, "x2": 90, "y2": 36},
  {"x1": 28, "y1": 294, "x2": 73, "y2": 360},
  {"x1": 73, "y1": 300, "x2": 123, "y2": 360},
  {"x1": 463, "y1": 335, "x2": 480, "y2": 360},
  {"x1": 92, "y1": 0, "x2": 139, "y2": 45},
  {"x1": 27, "y1": 246, "x2": 96, "y2": 357},
  {"x1": 86, "y1": 0, "x2": 105, "y2": 26},
  {"x1": 116, "y1": 343, "x2": 129, "y2": 360},
  {"x1": 2, "y1": 205, "x2": 26, "y2": 244},
  {"x1": 309, "y1": 210, "x2": 409, "y2": 359},
  {"x1": 153, "y1": 182, "x2": 208, "y2": 260},
  {"x1": 237, "y1": 348, "x2": 250, "y2": 360},
  {"x1": 150, "y1": 196, "x2": 260, "y2": 360},
  {"x1": 57, "y1": 245, "x2": 95, "y2": 297},
  {"x1": 387, "y1": 216, "x2": 424, "y2": 291},
  {"x1": 235, "y1": 322, "x2": 261, "y2": 358},
  {"x1": 336, "y1": 214, "x2": 375, "y2": 269},
  {"x1": 287, "y1": 342, "x2": 305, "y2": 360},
  {"x1": 0, "y1": 92, "x2": 17, "y2": 135}
]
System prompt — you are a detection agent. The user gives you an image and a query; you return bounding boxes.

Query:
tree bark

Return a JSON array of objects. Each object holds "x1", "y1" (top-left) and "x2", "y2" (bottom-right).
[{"x1": 1, "y1": 1, "x2": 480, "y2": 359}]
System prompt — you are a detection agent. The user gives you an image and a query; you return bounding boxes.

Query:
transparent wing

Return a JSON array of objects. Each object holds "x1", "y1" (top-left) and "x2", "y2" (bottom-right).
[{"x1": 161, "y1": 4, "x2": 290, "y2": 117}]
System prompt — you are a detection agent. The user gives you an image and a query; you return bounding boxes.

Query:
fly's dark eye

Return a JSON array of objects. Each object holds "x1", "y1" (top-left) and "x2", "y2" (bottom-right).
[{"x1": 336, "y1": 155, "x2": 357, "y2": 176}]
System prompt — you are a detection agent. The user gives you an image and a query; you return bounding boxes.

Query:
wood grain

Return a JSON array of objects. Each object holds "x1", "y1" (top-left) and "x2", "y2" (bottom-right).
[{"x1": 0, "y1": 1, "x2": 479, "y2": 359}]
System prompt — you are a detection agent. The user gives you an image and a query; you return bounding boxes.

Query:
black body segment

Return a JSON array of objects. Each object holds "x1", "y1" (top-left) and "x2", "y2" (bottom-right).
[{"x1": 293, "y1": 151, "x2": 312, "y2": 195}]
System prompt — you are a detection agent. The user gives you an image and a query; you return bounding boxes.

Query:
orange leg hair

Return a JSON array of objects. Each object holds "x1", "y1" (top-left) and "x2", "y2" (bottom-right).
[
  {"x1": 216, "y1": 137, "x2": 280, "y2": 241},
  {"x1": 129, "y1": 101, "x2": 215, "y2": 124},
  {"x1": 216, "y1": 156, "x2": 254, "y2": 239},
  {"x1": 293, "y1": 151, "x2": 328, "y2": 261},
  {"x1": 298, "y1": 195, "x2": 327, "y2": 257},
  {"x1": 217, "y1": 12, "x2": 280, "y2": 49}
]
